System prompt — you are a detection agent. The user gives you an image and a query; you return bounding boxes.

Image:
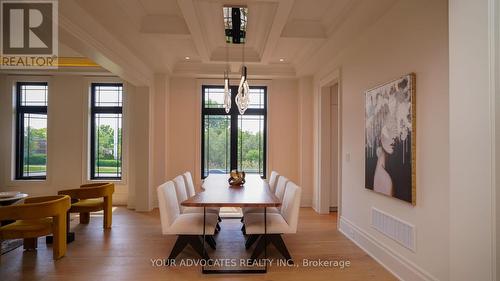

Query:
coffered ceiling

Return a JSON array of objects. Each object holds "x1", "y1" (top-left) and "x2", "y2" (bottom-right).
[{"x1": 22, "y1": 0, "x2": 398, "y2": 84}]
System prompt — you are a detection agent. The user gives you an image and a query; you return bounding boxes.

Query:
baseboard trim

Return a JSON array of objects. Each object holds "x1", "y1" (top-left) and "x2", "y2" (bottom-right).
[{"x1": 339, "y1": 216, "x2": 438, "y2": 281}]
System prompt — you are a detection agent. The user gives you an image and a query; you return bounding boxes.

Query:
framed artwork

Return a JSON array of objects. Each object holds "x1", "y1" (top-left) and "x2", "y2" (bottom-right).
[{"x1": 365, "y1": 73, "x2": 416, "y2": 205}]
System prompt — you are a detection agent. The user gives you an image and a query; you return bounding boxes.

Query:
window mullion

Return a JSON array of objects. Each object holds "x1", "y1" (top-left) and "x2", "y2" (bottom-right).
[{"x1": 230, "y1": 87, "x2": 238, "y2": 171}]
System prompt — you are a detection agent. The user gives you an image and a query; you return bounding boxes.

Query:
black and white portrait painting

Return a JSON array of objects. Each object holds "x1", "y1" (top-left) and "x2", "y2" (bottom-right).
[{"x1": 365, "y1": 73, "x2": 416, "y2": 205}]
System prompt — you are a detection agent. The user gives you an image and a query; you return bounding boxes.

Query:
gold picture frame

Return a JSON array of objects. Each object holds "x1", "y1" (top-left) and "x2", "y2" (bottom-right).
[{"x1": 364, "y1": 73, "x2": 416, "y2": 205}]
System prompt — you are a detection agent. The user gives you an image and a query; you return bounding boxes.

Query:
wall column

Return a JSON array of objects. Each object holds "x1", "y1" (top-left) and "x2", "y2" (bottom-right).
[
  {"x1": 298, "y1": 76, "x2": 314, "y2": 207},
  {"x1": 128, "y1": 85, "x2": 151, "y2": 211},
  {"x1": 449, "y1": 0, "x2": 496, "y2": 279}
]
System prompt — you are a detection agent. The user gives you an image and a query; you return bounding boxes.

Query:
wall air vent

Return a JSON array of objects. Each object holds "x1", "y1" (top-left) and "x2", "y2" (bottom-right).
[
  {"x1": 371, "y1": 208, "x2": 416, "y2": 252},
  {"x1": 223, "y1": 6, "x2": 247, "y2": 44}
]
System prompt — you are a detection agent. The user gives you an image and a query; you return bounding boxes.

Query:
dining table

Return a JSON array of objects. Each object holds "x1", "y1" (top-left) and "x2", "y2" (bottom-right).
[
  {"x1": 0, "y1": 192, "x2": 28, "y2": 207},
  {"x1": 181, "y1": 174, "x2": 281, "y2": 274},
  {"x1": 0, "y1": 192, "x2": 28, "y2": 227}
]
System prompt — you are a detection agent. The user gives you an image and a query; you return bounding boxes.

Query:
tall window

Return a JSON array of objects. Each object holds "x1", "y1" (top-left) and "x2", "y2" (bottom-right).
[
  {"x1": 15, "y1": 82, "x2": 48, "y2": 180},
  {"x1": 90, "y1": 83, "x2": 123, "y2": 180},
  {"x1": 202, "y1": 85, "x2": 267, "y2": 178}
]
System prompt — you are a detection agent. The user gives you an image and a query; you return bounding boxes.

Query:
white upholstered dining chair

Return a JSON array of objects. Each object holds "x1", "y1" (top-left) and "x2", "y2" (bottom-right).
[
  {"x1": 268, "y1": 171, "x2": 280, "y2": 193},
  {"x1": 274, "y1": 176, "x2": 289, "y2": 202},
  {"x1": 181, "y1": 172, "x2": 221, "y2": 225},
  {"x1": 157, "y1": 181, "x2": 218, "y2": 259},
  {"x1": 242, "y1": 175, "x2": 288, "y2": 216},
  {"x1": 182, "y1": 171, "x2": 198, "y2": 197},
  {"x1": 173, "y1": 175, "x2": 218, "y2": 213},
  {"x1": 243, "y1": 181, "x2": 302, "y2": 262}
]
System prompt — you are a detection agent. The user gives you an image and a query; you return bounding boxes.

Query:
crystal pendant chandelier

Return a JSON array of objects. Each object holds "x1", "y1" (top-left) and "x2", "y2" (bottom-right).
[
  {"x1": 236, "y1": 65, "x2": 250, "y2": 114},
  {"x1": 223, "y1": 27, "x2": 231, "y2": 113},
  {"x1": 223, "y1": 69, "x2": 231, "y2": 113},
  {"x1": 222, "y1": 6, "x2": 249, "y2": 115},
  {"x1": 236, "y1": 31, "x2": 249, "y2": 115}
]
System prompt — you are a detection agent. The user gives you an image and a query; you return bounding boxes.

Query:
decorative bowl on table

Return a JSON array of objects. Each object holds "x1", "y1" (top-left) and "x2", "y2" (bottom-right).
[{"x1": 228, "y1": 170, "x2": 246, "y2": 187}]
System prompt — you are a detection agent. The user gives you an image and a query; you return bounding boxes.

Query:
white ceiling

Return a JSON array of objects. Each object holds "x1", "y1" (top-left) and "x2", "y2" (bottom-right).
[{"x1": 22, "y1": 0, "x2": 398, "y2": 82}]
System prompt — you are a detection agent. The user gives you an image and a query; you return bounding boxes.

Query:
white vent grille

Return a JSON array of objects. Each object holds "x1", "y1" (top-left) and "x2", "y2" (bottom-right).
[{"x1": 371, "y1": 208, "x2": 416, "y2": 252}]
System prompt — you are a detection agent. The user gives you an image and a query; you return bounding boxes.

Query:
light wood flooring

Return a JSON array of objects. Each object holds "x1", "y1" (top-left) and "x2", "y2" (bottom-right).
[{"x1": 0, "y1": 207, "x2": 397, "y2": 281}]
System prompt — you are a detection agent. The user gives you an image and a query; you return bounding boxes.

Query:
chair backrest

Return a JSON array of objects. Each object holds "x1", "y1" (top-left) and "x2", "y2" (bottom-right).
[
  {"x1": 157, "y1": 181, "x2": 180, "y2": 234},
  {"x1": 274, "y1": 176, "x2": 289, "y2": 202},
  {"x1": 269, "y1": 171, "x2": 280, "y2": 193},
  {"x1": 280, "y1": 181, "x2": 302, "y2": 233},
  {"x1": 0, "y1": 195, "x2": 71, "y2": 221},
  {"x1": 59, "y1": 183, "x2": 114, "y2": 199},
  {"x1": 80, "y1": 183, "x2": 108, "y2": 188},
  {"x1": 173, "y1": 175, "x2": 188, "y2": 211},
  {"x1": 183, "y1": 171, "x2": 196, "y2": 197}
]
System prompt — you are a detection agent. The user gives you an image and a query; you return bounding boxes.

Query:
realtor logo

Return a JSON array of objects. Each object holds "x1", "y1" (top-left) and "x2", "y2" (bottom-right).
[{"x1": 1, "y1": 0, "x2": 58, "y2": 69}]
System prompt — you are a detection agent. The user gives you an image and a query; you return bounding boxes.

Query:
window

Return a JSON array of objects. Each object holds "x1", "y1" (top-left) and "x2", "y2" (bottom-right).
[
  {"x1": 15, "y1": 82, "x2": 48, "y2": 180},
  {"x1": 90, "y1": 83, "x2": 123, "y2": 180},
  {"x1": 201, "y1": 85, "x2": 267, "y2": 178}
]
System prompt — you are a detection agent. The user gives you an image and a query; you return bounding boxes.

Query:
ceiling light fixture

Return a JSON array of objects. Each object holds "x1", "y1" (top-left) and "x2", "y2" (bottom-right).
[
  {"x1": 184, "y1": 56, "x2": 190, "y2": 60},
  {"x1": 224, "y1": 69, "x2": 231, "y2": 113},
  {"x1": 234, "y1": 7, "x2": 250, "y2": 114},
  {"x1": 236, "y1": 64, "x2": 250, "y2": 115},
  {"x1": 223, "y1": 32, "x2": 231, "y2": 113},
  {"x1": 279, "y1": 58, "x2": 285, "y2": 62},
  {"x1": 222, "y1": 6, "x2": 249, "y2": 115}
]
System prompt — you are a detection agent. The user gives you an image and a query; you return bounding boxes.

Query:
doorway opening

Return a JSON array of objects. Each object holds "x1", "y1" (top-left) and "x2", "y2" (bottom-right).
[{"x1": 318, "y1": 82, "x2": 341, "y2": 214}]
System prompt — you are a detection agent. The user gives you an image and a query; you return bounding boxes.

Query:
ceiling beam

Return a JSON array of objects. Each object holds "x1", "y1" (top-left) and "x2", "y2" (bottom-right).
[
  {"x1": 260, "y1": 0, "x2": 295, "y2": 63},
  {"x1": 177, "y1": 0, "x2": 210, "y2": 62},
  {"x1": 58, "y1": 0, "x2": 155, "y2": 86}
]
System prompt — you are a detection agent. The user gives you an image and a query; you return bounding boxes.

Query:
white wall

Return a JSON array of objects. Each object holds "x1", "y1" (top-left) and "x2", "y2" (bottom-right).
[
  {"x1": 149, "y1": 74, "x2": 170, "y2": 208},
  {"x1": 449, "y1": 0, "x2": 496, "y2": 280},
  {"x1": 314, "y1": 0, "x2": 450, "y2": 280},
  {"x1": 267, "y1": 79, "x2": 300, "y2": 191},
  {"x1": 127, "y1": 85, "x2": 153, "y2": 211},
  {"x1": 0, "y1": 74, "x2": 151, "y2": 209}
]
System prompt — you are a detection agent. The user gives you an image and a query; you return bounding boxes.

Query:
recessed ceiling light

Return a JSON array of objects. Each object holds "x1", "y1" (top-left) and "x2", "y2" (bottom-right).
[
  {"x1": 185, "y1": 56, "x2": 190, "y2": 60},
  {"x1": 279, "y1": 58, "x2": 285, "y2": 62}
]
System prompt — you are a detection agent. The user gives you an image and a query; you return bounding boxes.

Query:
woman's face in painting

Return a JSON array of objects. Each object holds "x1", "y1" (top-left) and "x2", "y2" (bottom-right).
[{"x1": 380, "y1": 125, "x2": 394, "y2": 154}]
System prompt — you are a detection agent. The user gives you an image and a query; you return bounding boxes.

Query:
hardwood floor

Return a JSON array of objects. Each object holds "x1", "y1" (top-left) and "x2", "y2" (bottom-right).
[{"x1": 0, "y1": 207, "x2": 396, "y2": 281}]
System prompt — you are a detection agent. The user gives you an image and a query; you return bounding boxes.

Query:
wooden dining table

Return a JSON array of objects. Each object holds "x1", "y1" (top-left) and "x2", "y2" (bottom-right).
[{"x1": 181, "y1": 174, "x2": 281, "y2": 274}]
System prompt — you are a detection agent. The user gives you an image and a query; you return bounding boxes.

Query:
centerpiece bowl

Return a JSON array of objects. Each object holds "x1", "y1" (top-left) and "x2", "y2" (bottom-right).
[{"x1": 228, "y1": 170, "x2": 246, "y2": 187}]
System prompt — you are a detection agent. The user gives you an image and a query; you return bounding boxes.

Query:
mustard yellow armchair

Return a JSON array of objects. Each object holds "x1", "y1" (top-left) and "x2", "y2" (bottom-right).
[
  {"x1": 58, "y1": 183, "x2": 114, "y2": 229},
  {"x1": 0, "y1": 195, "x2": 71, "y2": 260}
]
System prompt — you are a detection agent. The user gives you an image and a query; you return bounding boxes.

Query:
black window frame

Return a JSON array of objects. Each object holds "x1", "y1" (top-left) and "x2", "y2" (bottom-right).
[
  {"x1": 15, "y1": 82, "x2": 48, "y2": 180},
  {"x1": 201, "y1": 85, "x2": 267, "y2": 179},
  {"x1": 90, "y1": 83, "x2": 123, "y2": 180}
]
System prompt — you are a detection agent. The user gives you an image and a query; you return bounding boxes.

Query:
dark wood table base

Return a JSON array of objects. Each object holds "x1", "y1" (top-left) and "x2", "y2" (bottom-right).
[
  {"x1": 200, "y1": 209, "x2": 269, "y2": 274},
  {"x1": 181, "y1": 175, "x2": 281, "y2": 274}
]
